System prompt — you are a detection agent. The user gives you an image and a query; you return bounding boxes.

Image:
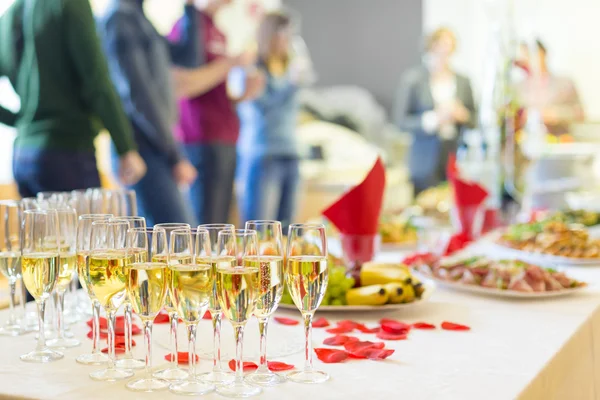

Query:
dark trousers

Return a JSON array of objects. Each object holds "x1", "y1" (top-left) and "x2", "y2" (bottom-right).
[
  {"x1": 13, "y1": 147, "x2": 101, "y2": 198},
  {"x1": 183, "y1": 143, "x2": 237, "y2": 225}
]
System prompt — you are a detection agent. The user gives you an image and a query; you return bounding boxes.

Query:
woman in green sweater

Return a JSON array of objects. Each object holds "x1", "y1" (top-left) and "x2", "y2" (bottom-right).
[{"x1": 0, "y1": 0, "x2": 146, "y2": 196}]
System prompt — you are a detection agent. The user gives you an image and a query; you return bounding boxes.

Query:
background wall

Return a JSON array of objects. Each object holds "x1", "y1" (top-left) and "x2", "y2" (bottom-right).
[
  {"x1": 284, "y1": 0, "x2": 423, "y2": 115},
  {"x1": 424, "y1": 0, "x2": 600, "y2": 120}
]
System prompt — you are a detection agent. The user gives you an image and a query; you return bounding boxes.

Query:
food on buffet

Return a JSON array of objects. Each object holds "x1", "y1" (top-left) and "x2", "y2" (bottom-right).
[
  {"x1": 281, "y1": 259, "x2": 426, "y2": 307},
  {"x1": 410, "y1": 255, "x2": 586, "y2": 293},
  {"x1": 542, "y1": 210, "x2": 600, "y2": 227},
  {"x1": 378, "y1": 216, "x2": 417, "y2": 244},
  {"x1": 498, "y1": 221, "x2": 600, "y2": 259},
  {"x1": 414, "y1": 182, "x2": 451, "y2": 216}
]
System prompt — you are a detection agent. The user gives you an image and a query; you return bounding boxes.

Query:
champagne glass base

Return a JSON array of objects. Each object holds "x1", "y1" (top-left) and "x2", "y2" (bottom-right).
[
  {"x1": 197, "y1": 370, "x2": 235, "y2": 385},
  {"x1": 287, "y1": 370, "x2": 329, "y2": 384},
  {"x1": 115, "y1": 357, "x2": 146, "y2": 370},
  {"x1": 153, "y1": 366, "x2": 189, "y2": 381},
  {"x1": 90, "y1": 367, "x2": 134, "y2": 381},
  {"x1": 216, "y1": 381, "x2": 262, "y2": 398},
  {"x1": 169, "y1": 379, "x2": 216, "y2": 395},
  {"x1": 20, "y1": 348, "x2": 64, "y2": 363},
  {"x1": 126, "y1": 377, "x2": 169, "y2": 392},
  {"x1": 46, "y1": 337, "x2": 81, "y2": 349},
  {"x1": 76, "y1": 352, "x2": 109, "y2": 365},
  {"x1": 245, "y1": 371, "x2": 287, "y2": 387},
  {"x1": 0, "y1": 324, "x2": 28, "y2": 337}
]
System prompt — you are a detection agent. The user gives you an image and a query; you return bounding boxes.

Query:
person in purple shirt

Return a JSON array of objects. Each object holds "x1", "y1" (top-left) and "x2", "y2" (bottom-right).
[{"x1": 170, "y1": 0, "x2": 265, "y2": 225}]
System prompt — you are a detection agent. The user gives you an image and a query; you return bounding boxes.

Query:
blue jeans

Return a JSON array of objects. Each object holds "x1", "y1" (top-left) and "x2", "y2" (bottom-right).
[
  {"x1": 13, "y1": 147, "x2": 101, "y2": 198},
  {"x1": 111, "y1": 141, "x2": 197, "y2": 227},
  {"x1": 183, "y1": 143, "x2": 237, "y2": 225},
  {"x1": 237, "y1": 155, "x2": 300, "y2": 230}
]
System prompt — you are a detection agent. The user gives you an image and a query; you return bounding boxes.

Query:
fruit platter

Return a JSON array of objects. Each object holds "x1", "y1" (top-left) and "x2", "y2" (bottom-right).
[
  {"x1": 280, "y1": 256, "x2": 434, "y2": 311},
  {"x1": 489, "y1": 220, "x2": 600, "y2": 266},
  {"x1": 406, "y1": 253, "x2": 587, "y2": 299}
]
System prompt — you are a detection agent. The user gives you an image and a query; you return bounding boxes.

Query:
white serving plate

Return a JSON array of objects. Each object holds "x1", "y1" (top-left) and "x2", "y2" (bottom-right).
[
  {"x1": 484, "y1": 240, "x2": 600, "y2": 267},
  {"x1": 278, "y1": 279, "x2": 435, "y2": 312}
]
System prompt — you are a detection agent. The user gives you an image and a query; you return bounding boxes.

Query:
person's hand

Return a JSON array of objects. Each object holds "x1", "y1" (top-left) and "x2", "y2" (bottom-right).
[
  {"x1": 233, "y1": 50, "x2": 257, "y2": 68},
  {"x1": 242, "y1": 70, "x2": 266, "y2": 101},
  {"x1": 172, "y1": 159, "x2": 197, "y2": 187},
  {"x1": 542, "y1": 108, "x2": 560, "y2": 126},
  {"x1": 119, "y1": 151, "x2": 147, "y2": 186},
  {"x1": 451, "y1": 100, "x2": 470, "y2": 124}
]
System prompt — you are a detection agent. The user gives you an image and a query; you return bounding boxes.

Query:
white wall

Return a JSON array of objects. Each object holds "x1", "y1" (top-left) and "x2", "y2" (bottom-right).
[{"x1": 424, "y1": 0, "x2": 600, "y2": 121}]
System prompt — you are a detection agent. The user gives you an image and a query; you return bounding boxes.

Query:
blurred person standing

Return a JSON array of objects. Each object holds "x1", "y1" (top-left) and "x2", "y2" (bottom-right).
[
  {"x1": 0, "y1": 0, "x2": 146, "y2": 197},
  {"x1": 97, "y1": 0, "x2": 200, "y2": 226},
  {"x1": 169, "y1": 0, "x2": 266, "y2": 225},
  {"x1": 517, "y1": 40, "x2": 584, "y2": 135},
  {"x1": 235, "y1": 12, "x2": 302, "y2": 229},
  {"x1": 394, "y1": 27, "x2": 476, "y2": 194}
]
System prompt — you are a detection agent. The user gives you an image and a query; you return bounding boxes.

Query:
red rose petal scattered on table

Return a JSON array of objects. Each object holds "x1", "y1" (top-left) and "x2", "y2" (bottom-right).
[
  {"x1": 337, "y1": 320, "x2": 359, "y2": 329},
  {"x1": 228, "y1": 359, "x2": 259, "y2": 372},
  {"x1": 312, "y1": 317, "x2": 330, "y2": 328},
  {"x1": 380, "y1": 319, "x2": 411, "y2": 334},
  {"x1": 356, "y1": 324, "x2": 380, "y2": 334},
  {"x1": 376, "y1": 330, "x2": 408, "y2": 341},
  {"x1": 273, "y1": 316, "x2": 300, "y2": 326},
  {"x1": 343, "y1": 341, "x2": 385, "y2": 354},
  {"x1": 165, "y1": 352, "x2": 199, "y2": 364},
  {"x1": 441, "y1": 321, "x2": 471, "y2": 331},
  {"x1": 115, "y1": 324, "x2": 142, "y2": 336},
  {"x1": 154, "y1": 313, "x2": 170, "y2": 324},
  {"x1": 114, "y1": 336, "x2": 136, "y2": 347},
  {"x1": 323, "y1": 335, "x2": 359, "y2": 346},
  {"x1": 101, "y1": 345, "x2": 126, "y2": 354},
  {"x1": 267, "y1": 361, "x2": 295, "y2": 371},
  {"x1": 86, "y1": 330, "x2": 108, "y2": 340},
  {"x1": 352, "y1": 348, "x2": 395, "y2": 360},
  {"x1": 325, "y1": 325, "x2": 355, "y2": 334},
  {"x1": 413, "y1": 322, "x2": 436, "y2": 330},
  {"x1": 203, "y1": 311, "x2": 212, "y2": 320},
  {"x1": 314, "y1": 348, "x2": 349, "y2": 363}
]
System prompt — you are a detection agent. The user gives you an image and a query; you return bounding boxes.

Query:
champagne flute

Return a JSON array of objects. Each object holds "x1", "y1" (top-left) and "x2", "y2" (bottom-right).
[
  {"x1": 285, "y1": 223, "x2": 329, "y2": 384},
  {"x1": 0, "y1": 201, "x2": 26, "y2": 336},
  {"x1": 112, "y1": 216, "x2": 146, "y2": 370},
  {"x1": 244, "y1": 220, "x2": 286, "y2": 386},
  {"x1": 216, "y1": 229, "x2": 262, "y2": 398},
  {"x1": 125, "y1": 227, "x2": 169, "y2": 391},
  {"x1": 88, "y1": 220, "x2": 134, "y2": 381},
  {"x1": 197, "y1": 223, "x2": 236, "y2": 385},
  {"x1": 168, "y1": 229, "x2": 215, "y2": 395},
  {"x1": 20, "y1": 209, "x2": 63, "y2": 362},
  {"x1": 75, "y1": 214, "x2": 113, "y2": 365},
  {"x1": 152, "y1": 223, "x2": 191, "y2": 381},
  {"x1": 47, "y1": 207, "x2": 80, "y2": 349},
  {"x1": 17, "y1": 199, "x2": 42, "y2": 331}
]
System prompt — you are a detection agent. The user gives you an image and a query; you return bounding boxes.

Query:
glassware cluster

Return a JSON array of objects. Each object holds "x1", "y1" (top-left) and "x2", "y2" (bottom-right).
[{"x1": 6, "y1": 190, "x2": 330, "y2": 397}]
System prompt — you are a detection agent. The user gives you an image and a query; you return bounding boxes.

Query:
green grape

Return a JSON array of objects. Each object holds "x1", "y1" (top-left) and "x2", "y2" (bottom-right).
[
  {"x1": 331, "y1": 298, "x2": 344, "y2": 306},
  {"x1": 341, "y1": 277, "x2": 355, "y2": 290},
  {"x1": 329, "y1": 286, "x2": 344, "y2": 298},
  {"x1": 330, "y1": 268, "x2": 346, "y2": 282}
]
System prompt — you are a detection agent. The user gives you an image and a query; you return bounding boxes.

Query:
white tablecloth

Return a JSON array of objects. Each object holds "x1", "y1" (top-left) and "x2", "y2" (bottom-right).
[{"x1": 1, "y1": 248, "x2": 600, "y2": 400}]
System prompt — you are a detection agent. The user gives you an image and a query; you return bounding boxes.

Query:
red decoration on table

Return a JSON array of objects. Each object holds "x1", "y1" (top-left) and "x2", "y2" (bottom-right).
[
  {"x1": 323, "y1": 335, "x2": 359, "y2": 346},
  {"x1": 228, "y1": 359, "x2": 259, "y2": 372},
  {"x1": 203, "y1": 310, "x2": 212, "y2": 320},
  {"x1": 114, "y1": 336, "x2": 136, "y2": 347},
  {"x1": 273, "y1": 316, "x2": 300, "y2": 326},
  {"x1": 267, "y1": 361, "x2": 295, "y2": 372},
  {"x1": 154, "y1": 312, "x2": 170, "y2": 324},
  {"x1": 441, "y1": 321, "x2": 471, "y2": 331},
  {"x1": 325, "y1": 325, "x2": 355, "y2": 335},
  {"x1": 412, "y1": 322, "x2": 436, "y2": 330},
  {"x1": 115, "y1": 324, "x2": 141, "y2": 336},
  {"x1": 101, "y1": 346, "x2": 126, "y2": 354},
  {"x1": 343, "y1": 341, "x2": 384, "y2": 353},
  {"x1": 312, "y1": 317, "x2": 330, "y2": 328},
  {"x1": 375, "y1": 331, "x2": 408, "y2": 341},
  {"x1": 165, "y1": 352, "x2": 199, "y2": 364},
  {"x1": 379, "y1": 319, "x2": 411, "y2": 335},
  {"x1": 356, "y1": 324, "x2": 380, "y2": 334},
  {"x1": 314, "y1": 348, "x2": 349, "y2": 364},
  {"x1": 351, "y1": 347, "x2": 395, "y2": 360},
  {"x1": 87, "y1": 316, "x2": 126, "y2": 330},
  {"x1": 86, "y1": 330, "x2": 108, "y2": 340}
]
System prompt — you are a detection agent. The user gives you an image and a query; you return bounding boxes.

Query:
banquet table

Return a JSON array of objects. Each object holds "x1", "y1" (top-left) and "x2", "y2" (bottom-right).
[{"x1": 1, "y1": 247, "x2": 600, "y2": 400}]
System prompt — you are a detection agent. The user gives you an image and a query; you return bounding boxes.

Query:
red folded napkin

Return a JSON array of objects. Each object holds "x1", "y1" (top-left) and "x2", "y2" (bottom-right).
[
  {"x1": 323, "y1": 157, "x2": 386, "y2": 236},
  {"x1": 447, "y1": 155, "x2": 488, "y2": 242}
]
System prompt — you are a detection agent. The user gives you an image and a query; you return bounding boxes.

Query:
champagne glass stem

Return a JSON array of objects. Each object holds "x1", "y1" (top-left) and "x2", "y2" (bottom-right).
[
  {"x1": 143, "y1": 320, "x2": 153, "y2": 378},
  {"x1": 92, "y1": 300, "x2": 101, "y2": 354},
  {"x1": 212, "y1": 313, "x2": 222, "y2": 371},
  {"x1": 169, "y1": 312, "x2": 179, "y2": 365},
  {"x1": 19, "y1": 277, "x2": 28, "y2": 319},
  {"x1": 8, "y1": 279, "x2": 17, "y2": 325},
  {"x1": 107, "y1": 311, "x2": 117, "y2": 369},
  {"x1": 257, "y1": 317, "x2": 269, "y2": 372},
  {"x1": 302, "y1": 313, "x2": 314, "y2": 372},
  {"x1": 187, "y1": 323, "x2": 197, "y2": 377},
  {"x1": 56, "y1": 290, "x2": 66, "y2": 339},
  {"x1": 36, "y1": 300, "x2": 46, "y2": 351},
  {"x1": 233, "y1": 324, "x2": 244, "y2": 384},
  {"x1": 124, "y1": 303, "x2": 133, "y2": 357}
]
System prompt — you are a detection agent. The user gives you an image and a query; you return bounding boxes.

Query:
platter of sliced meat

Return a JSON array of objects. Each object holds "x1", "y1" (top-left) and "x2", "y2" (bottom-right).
[{"x1": 407, "y1": 254, "x2": 588, "y2": 298}]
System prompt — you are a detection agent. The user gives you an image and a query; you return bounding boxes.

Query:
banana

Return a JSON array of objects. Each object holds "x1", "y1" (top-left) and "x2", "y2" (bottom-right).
[
  {"x1": 360, "y1": 263, "x2": 412, "y2": 286},
  {"x1": 346, "y1": 285, "x2": 389, "y2": 306},
  {"x1": 400, "y1": 282, "x2": 416, "y2": 303},
  {"x1": 384, "y1": 283, "x2": 405, "y2": 304}
]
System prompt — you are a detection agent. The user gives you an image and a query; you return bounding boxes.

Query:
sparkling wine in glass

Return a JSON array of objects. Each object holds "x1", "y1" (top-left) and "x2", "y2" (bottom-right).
[
  {"x1": 125, "y1": 227, "x2": 169, "y2": 391},
  {"x1": 88, "y1": 220, "x2": 134, "y2": 381},
  {"x1": 196, "y1": 223, "x2": 236, "y2": 385},
  {"x1": 20, "y1": 209, "x2": 63, "y2": 363},
  {"x1": 75, "y1": 214, "x2": 113, "y2": 365},
  {"x1": 168, "y1": 228, "x2": 215, "y2": 395},
  {"x1": 285, "y1": 223, "x2": 329, "y2": 384},
  {"x1": 243, "y1": 220, "x2": 286, "y2": 386}
]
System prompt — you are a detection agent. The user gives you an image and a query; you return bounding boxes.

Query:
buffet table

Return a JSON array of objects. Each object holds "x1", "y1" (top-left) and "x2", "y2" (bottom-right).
[{"x1": 1, "y1": 248, "x2": 600, "y2": 400}]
